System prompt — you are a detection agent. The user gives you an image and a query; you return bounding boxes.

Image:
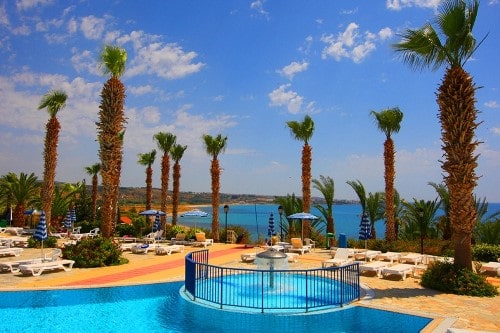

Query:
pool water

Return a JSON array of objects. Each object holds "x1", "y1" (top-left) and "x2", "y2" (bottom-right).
[{"x1": 0, "y1": 282, "x2": 432, "y2": 333}]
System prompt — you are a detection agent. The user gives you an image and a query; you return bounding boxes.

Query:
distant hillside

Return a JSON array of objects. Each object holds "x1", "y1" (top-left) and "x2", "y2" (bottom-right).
[{"x1": 89, "y1": 186, "x2": 358, "y2": 206}]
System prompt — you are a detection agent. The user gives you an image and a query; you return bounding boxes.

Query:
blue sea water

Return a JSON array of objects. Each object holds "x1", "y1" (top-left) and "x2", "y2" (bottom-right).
[{"x1": 178, "y1": 202, "x2": 500, "y2": 243}]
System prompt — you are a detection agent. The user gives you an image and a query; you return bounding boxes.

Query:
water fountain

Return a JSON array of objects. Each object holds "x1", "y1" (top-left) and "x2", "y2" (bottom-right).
[{"x1": 255, "y1": 248, "x2": 288, "y2": 288}]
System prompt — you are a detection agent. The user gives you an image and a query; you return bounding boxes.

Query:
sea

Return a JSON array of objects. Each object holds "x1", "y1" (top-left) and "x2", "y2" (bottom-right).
[{"x1": 177, "y1": 202, "x2": 500, "y2": 243}]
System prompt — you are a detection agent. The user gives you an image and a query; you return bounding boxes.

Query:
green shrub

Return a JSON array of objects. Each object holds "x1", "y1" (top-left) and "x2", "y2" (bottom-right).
[
  {"x1": 421, "y1": 261, "x2": 498, "y2": 297},
  {"x1": 472, "y1": 244, "x2": 500, "y2": 262},
  {"x1": 28, "y1": 236, "x2": 58, "y2": 248},
  {"x1": 115, "y1": 223, "x2": 136, "y2": 237},
  {"x1": 62, "y1": 237, "x2": 125, "y2": 268}
]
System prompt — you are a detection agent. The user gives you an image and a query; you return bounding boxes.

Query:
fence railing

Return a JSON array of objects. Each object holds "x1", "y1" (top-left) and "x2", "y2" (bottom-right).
[{"x1": 184, "y1": 249, "x2": 360, "y2": 313}]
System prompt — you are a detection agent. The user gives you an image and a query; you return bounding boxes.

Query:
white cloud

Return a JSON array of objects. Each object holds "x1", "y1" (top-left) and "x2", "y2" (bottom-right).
[
  {"x1": 0, "y1": 5, "x2": 10, "y2": 26},
  {"x1": 278, "y1": 61, "x2": 309, "y2": 80},
  {"x1": 250, "y1": 0, "x2": 269, "y2": 18},
  {"x1": 484, "y1": 100, "x2": 500, "y2": 108},
  {"x1": 129, "y1": 85, "x2": 156, "y2": 96},
  {"x1": 127, "y1": 42, "x2": 205, "y2": 79},
  {"x1": 16, "y1": 0, "x2": 54, "y2": 11},
  {"x1": 70, "y1": 48, "x2": 99, "y2": 75},
  {"x1": 11, "y1": 25, "x2": 30, "y2": 36},
  {"x1": 67, "y1": 18, "x2": 77, "y2": 34},
  {"x1": 321, "y1": 23, "x2": 391, "y2": 63},
  {"x1": 80, "y1": 15, "x2": 106, "y2": 40},
  {"x1": 386, "y1": 0, "x2": 440, "y2": 11},
  {"x1": 268, "y1": 84, "x2": 304, "y2": 114},
  {"x1": 491, "y1": 128, "x2": 500, "y2": 135}
]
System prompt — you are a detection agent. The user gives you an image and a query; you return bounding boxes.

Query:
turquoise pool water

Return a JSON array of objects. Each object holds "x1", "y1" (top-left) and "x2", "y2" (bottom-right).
[{"x1": 0, "y1": 281, "x2": 432, "y2": 333}]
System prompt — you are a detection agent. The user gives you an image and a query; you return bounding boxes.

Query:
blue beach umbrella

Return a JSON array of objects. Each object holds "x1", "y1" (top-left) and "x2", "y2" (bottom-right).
[
  {"x1": 152, "y1": 213, "x2": 162, "y2": 233},
  {"x1": 267, "y1": 213, "x2": 275, "y2": 237},
  {"x1": 180, "y1": 210, "x2": 209, "y2": 231},
  {"x1": 64, "y1": 209, "x2": 72, "y2": 230},
  {"x1": 34, "y1": 211, "x2": 48, "y2": 256},
  {"x1": 359, "y1": 214, "x2": 372, "y2": 252},
  {"x1": 287, "y1": 212, "x2": 318, "y2": 240},
  {"x1": 71, "y1": 207, "x2": 77, "y2": 224},
  {"x1": 139, "y1": 209, "x2": 166, "y2": 216}
]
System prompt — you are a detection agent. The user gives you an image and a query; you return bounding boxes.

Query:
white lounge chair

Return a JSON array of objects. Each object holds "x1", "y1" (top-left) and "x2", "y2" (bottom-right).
[
  {"x1": 322, "y1": 248, "x2": 352, "y2": 268},
  {"x1": 286, "y1": 252, "x2": 299, "y2": 263},
  {"x1": 0, "y1": 258, "x2": 43, "y2": 273},
  {"x1": 354, "y1": 250, "x2": 382, "y2": 262},
  {"x1": 399, "y1": 253, "x2": 424, "y2": 265},
  {"x1": 381, "y1": 263, "x2": 414, "y2": 280},
  {"x1": 193, "y1": 233, "x2": 214, "y2": 247},
  {"x1": 18, "y1": 259, "x2": 75, "y2": 276},
  {"x1": 0, "y1": 247, "x2": 23, "y2": 257},
  {"x1": 288, "y1": 238, "x2": 311, "y2": 255},
  {"x1": 170, "y1": 233, "x2": 190, "y2": 245},
  {"x1": 304, "y1": 238, "x2": 316, "y2": 250},
  {"x1": 376, "y1": 252, "x2": 401, "y2": 264},
  {"x1": 359, "y1": 260, "x2": 390, "y2": 277},
  {"x1": 241, "y1": 253, "x2": 257, "y2": 263},
  {"x1": 131, "y1": 243, "x2": 150, "y2": 254},
  {"x1": 155, "y1": 244, "x2": 185, "y2": 255},
  {"x1": 479, "y1": 262, "x2": 500, "y2": 276}
]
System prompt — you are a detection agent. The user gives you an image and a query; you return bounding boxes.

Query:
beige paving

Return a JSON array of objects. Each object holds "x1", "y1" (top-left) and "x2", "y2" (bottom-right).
[{"x1": 0, "y1": 245, "x2": 498, "y2": 332}]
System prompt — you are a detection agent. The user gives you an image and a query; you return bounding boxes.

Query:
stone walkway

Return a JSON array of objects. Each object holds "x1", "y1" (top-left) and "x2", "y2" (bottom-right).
[{"x1": 0, "y1": 245, "x2": 498, "y2": 332}]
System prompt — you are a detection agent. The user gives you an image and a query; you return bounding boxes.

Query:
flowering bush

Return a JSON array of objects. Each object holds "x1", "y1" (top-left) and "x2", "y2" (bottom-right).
[{"x1": 62, "y1": 237, "x2": 125, "y2": 268}]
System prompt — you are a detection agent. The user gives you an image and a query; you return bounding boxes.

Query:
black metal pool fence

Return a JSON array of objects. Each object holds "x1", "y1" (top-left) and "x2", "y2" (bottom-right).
[{"x1": 184, "y1": 249, "x2": 360, "y2": 313}]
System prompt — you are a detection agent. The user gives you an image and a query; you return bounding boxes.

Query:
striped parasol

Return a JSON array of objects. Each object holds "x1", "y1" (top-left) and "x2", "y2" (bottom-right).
[{"x1": 34, "y1": 210, "x2": 48, "y2": 256}]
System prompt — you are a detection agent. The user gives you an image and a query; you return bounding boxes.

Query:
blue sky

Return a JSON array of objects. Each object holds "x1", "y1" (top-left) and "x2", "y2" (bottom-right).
[{"x1": 0, "y1": 0, "x2": 499, "y2": 202}]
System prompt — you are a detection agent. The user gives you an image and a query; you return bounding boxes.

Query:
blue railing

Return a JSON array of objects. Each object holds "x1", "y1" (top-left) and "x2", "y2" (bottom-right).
[{"x1": 184, "y1": 250, "x2": 360, "y2": 313}]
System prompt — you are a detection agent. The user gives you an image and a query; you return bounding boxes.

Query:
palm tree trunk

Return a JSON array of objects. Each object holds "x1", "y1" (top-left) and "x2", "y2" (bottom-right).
[
  {"x1": 211, "y1": 158, "x2": 220, "y2": 242},
  {"x1": 172, "y1": 163, "x2": 180, "y2": 225},
  {"x1": 302, "y1": 144, "x2": 312, "y2": 238},
  {"x1": 98, "y1": 77, "x2": 126, "y2": 238},
  {"x1": 384, "y1": 137, "x2": 397, "y2": 241},
  {"x1": 41, "y1": 117, "x2": 60, "y2": 228},
  {"x1": 91, "y1": 174, "x2": 98, "y2": 222},
  {"x1": 438, "y1": 66, "x2": 479, "y2": 270},
  {"x1": 160, "y1": 154, "x2": 169, "y2": 226},
  {"x1": 145, "y1": 166, "x2": 152, "y2": 210}
]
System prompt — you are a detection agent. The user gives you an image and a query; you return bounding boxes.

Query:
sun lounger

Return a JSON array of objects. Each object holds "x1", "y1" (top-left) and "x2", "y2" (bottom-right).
[
  {"x1": 288, "y1": 238, "x2": 311, "y2": 255},
  {"x1": 376, "y1": 252, "x2": 401, "y2": 264},
  {"x1": 0, "y1": 247, "x2": 23, "y2": 257},
  {"x1": 399, "y1": 253, "x2": 424, "y2": 265},
  {"x1": 0, "y1": 258, "x2": 43, "y2": 273},
  {"x1": 18, "y1": 259, "x2": 75, "y2": 276},
  {"x1": 354, "y1": 250, "x2": 381, "y2": 261},
  {"x1": 193, "y1": 233, "x2": 213, "y2": 247},
  {"x1": 381, "y1": 264, "x2": 414, "y2": 280},
  {"x1": 322, "y1": 248, "x2": 352, "y2": 268},
  {"x1": 480, "y1": 262, "x2": 500, "y2": 276},
  {"x1": 286, "y1": 253, "x2": 299, "y2": 263},
  {"x1": 358, "y1": 260, "x2": 390, "y2": 277},
  {"x1": 170, "y1": 233, "x2": 190, "y2": 245},
  {"x1": 241, "y1": 253, "x2": 257, "y2": 263},
  {"x1": 131, "y1": 244, "x2": 150, "y2": 254},
  {"x1": 155, "y1": 244, "x2": 185, "y2": 255}
]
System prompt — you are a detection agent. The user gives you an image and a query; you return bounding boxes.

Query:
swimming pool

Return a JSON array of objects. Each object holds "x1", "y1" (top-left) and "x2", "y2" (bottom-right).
[{"x1": 0, "y1": 282, "x2": 432, "y2": 333}]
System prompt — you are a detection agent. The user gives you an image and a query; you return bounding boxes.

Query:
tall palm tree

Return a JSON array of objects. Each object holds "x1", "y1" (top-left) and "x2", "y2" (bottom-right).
[
  {"x1": 170, "y1": 144, "x2": 187, "y2": 225},
  {"x1": 393, "y1": 0, "x2": 485, "y2": 269},
  {"x1": 96, "y1": 45, "x2": 127, "y2": 238},
  {"x1": 275, "y1": 193, "x2": 303, "y2": 239},
  {"x1": 1, "y1": 173, "x2": 40, "y2": 227},
  {"x1": 370, "y1": 107, "x2": 403, "y2": 242},
  {"x1": 38, "y1": 89, "x2": 67, "y2": 227},
  {"x1": 137, "y1": 150, "x2": 156, "y2": 210},
  {"x1": 312, "y1": 175, "x2": 335, "y2": 235},
  {"x1": 84, "y1": 163, "x2": 101, "y2": 222},
  {"x1": 202, "y1": 133, "x2": 227, "y2": 242},
  {"x1": 153, "y1": 132, "x2": 177, "y2": 225},
  {"x1": 287, "y1": 115, "x2": 314, "y2": 239}
]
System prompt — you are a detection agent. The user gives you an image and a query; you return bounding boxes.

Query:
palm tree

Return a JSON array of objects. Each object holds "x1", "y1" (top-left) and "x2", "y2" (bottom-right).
[
  {"x1": 429, "y1": 181, "x2": 452, "y2": 240},
  {"x1": 96, "y1": 45, "x2": 127, "y2": 238},
  {"x1": 370, "y1": 107, "x2": 403, "y2": 241},
  {"x1": 312, "y1": 175, "x2": 335, "y2": 235},
  {"x1": 346, "y1": 179, "x2": 367, "y2": 215},
  {"x1": 1, "y1": 173, "x2": 40, "y2": 227},
  {"x1": 366, "y1": 192, "x2": 385, "y2": 240},
  {"x1": 153, "y1": 132, "x2": 177, "y2": 225},
  {"x1": 202, "y1": 134, "x2": 228, "y2": 242},
  {"x1": 38, "y1": 89, "x2": 67, "y2": 227},
  {"x1": 275, "y1": 193, "x2": 303, "y2": 239},
  {"x1": 393, "y1": 0, "x2": 485, "y2": 269},
  {"x1": 286, "y1": 115, "x2": 314, "y2": 239},
  {"x1": 84, "y1": 163, "x2": 101, "y2": 222},
  {"x1": 137, "y1": 150, "x2": 156, "y2": 210},
  {"x1": 401, "y1": 199, "x2": 440, "y2": 253},
  {"x1": 170, "y1": 144, "x2": 187, "y2": 225}
]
